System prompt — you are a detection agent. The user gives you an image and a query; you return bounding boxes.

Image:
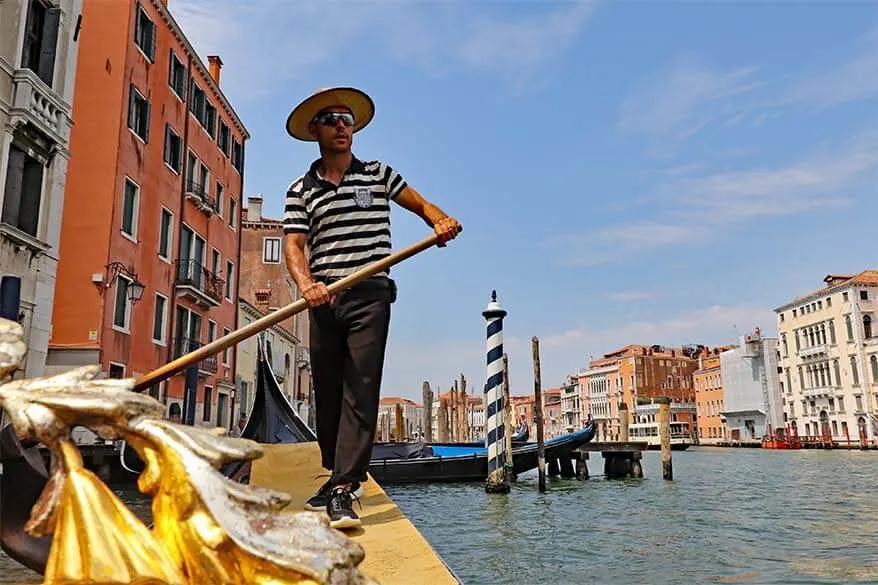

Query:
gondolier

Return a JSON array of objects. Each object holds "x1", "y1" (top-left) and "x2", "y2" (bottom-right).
[{"x1": 283, "y1": 87, "x2": 462, "y2": 529}]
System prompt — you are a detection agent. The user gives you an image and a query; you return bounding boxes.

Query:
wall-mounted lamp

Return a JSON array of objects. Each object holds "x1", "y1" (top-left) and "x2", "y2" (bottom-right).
[{"x1": 104, "y1": 261, "x2": 145, "y2": 304}]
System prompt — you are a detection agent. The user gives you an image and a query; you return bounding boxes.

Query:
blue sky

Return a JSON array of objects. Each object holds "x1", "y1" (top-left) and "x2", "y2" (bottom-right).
[{"x1": 175, "y1": 0, "x2": 878, "y2": 401}]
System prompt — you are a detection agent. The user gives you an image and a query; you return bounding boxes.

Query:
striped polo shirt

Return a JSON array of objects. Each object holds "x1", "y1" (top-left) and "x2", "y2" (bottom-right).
[{"x1": 283, "y1": 156, "x2": 407, "y2": 280}]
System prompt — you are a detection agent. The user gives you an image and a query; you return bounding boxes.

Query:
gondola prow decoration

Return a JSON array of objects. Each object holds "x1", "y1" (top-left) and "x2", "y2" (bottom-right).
[
  {"x1": 0, "y1": 317, "x2": 375, "y2": 584},
  {"x1": 134, "y1": 233, "x2": 441, "y2": 392}
]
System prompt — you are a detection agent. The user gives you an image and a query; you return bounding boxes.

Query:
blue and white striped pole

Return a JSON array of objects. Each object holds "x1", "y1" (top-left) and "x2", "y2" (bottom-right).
[{"x1": 483, "y1": 290, "x2": 510, "y2": 493}]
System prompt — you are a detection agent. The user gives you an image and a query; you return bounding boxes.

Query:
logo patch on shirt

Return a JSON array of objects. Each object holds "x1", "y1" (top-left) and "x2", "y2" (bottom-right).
[{"x1": 354, "y1": 187, "x2": 373, "y2": 208}]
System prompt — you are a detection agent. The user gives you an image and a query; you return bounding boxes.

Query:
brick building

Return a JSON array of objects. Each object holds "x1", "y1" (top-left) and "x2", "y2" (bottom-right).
[
  {"x1": 580, "y1": 344, "x2": 702, "y2": 439},
  {"x1": 237, "y1": 194, "x2": 311, "y2": 419},
  {"x1": 47, "y1": 0, "x2": 248, "y2": 430}
]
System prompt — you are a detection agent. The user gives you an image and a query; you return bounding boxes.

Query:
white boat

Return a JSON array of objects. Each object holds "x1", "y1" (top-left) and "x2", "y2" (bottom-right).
[{"x1": 628, "y1": 421, "x2": 693, "y2": 450}]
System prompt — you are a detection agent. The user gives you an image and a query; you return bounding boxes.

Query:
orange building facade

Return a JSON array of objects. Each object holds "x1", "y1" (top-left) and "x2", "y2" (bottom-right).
[
  {"x1": 693, "y1": 352, "x2": 727, "y2": 443},
  {"x1": 48, "y1": 0, "x2": 248, "y2": 430}
]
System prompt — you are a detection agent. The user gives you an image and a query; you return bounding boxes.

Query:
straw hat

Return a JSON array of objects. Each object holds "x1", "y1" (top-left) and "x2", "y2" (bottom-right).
[{"x1": 286, "y1": 87, "x2": 375, "y2": 142}]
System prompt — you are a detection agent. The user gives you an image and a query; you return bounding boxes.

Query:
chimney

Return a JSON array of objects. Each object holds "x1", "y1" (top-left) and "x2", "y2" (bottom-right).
[
  {"x1": 208, "y1": 55, "x2": 223, "y2": 85},
  {"x1": 247, "y1": 195, "x2": 262, "y2": 222}
]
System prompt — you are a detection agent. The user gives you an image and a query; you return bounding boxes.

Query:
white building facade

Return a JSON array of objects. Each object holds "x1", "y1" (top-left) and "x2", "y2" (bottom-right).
[
  {"x1": 775, "y1": 272, "x2": 878, "y2": 445},
  {"x1": 0, "y1": 0, "x2": 82, "y2": 377},
  {"x1": 582, "y1": 362, "x2": 618, "y2": 441},
  {"x1": 719, "y1": 333, "x2": 783, "y2": 442},
  {"x1": 559, "y1": 373, "x2": 582, "y2": 433}
]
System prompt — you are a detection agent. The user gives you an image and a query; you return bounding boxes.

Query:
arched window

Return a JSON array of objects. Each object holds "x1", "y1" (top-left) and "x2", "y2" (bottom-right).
[
  {"x1": 871, "y1": 355, "x2": 878, "y2": 383},
  {"x1": 864, "y1": 315, "x2": 873, "y2": 339},
  {"x1": 829, "y1": 320, "x2": 836, "y2": 345},
  {"x1": 834, "y1": 360, "x2": 841, "y2": 386},
  {"x1": 851, "y1": 356, "x2": 860, "y2": 386},
  {"x1": 846, "y1": 316, "x2": 854, "y2": 341}
]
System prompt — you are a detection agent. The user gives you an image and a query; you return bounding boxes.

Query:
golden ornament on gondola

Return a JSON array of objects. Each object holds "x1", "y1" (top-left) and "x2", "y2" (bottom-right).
[{"x1": 0, "y1": 318, "x2": 374, "y2": 585}]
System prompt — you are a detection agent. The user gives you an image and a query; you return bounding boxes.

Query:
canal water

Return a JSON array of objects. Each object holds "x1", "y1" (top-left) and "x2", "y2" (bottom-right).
[{"x1": 3, "y1": 448, "x2": 877, "y2": 584}]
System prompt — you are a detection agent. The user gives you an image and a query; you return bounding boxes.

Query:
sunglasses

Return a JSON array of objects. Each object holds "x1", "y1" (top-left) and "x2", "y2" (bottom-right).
[{"x1": 313, "y1": 112, "x2": 355, "y2": 127}]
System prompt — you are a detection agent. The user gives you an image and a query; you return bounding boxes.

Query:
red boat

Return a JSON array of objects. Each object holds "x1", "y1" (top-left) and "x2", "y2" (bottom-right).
[{"x1": 761, "y1": 424, "x2": 801, "y2": 449}]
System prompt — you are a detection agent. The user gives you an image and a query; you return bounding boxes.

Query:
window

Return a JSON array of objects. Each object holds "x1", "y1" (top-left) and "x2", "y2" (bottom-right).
[
  {"x1": 223, "y1": 328, "x2": 231, "y2": 364},
  {"x1": 861, "y1": 291, "x2": 869, "y2": 301},
  {"x1": 865, "y1": 315, "x2": 873, "y2": 339},
  {"x1": 872, "y1": 356, "x2": 878, "y2": 383},
  {"x1": 834, "y1": 360, "x2": 841, "y2": 388},
  {"x1": 134, "y1": 3, "x2": 156, "y2": 60},
  {"x1": 205, "y1": 100, "x2": 217, "y2": 138},
  {"x1": 108, "y1": 363, "x2": 125, "y2": 379},
  {"x1": 189, "y1": 79, "x2": 206, "y2": 122},
  {"x1": 843, "y1": 292, "x2": 849, "y2": 302},
  {"x1": 851, "y1": 356, "x2": 860, "y2": 386},
  {"x1": 113, "y1": 275, "x2": 132, "y2": 331},
  {"x1": 168, "y1": 50, "x2": 186, "y2": 98},
  {"x1": 229, "y1": 198, "x2": 237, "y2": 229},
  {"x1": 211, "y1": 249, "x2": 220, "y2": 276},
  {"x1": 128, "y1": 85, "x2": 150, "y2": 142},
  {"x1": 121, "y1": 179, "x2": 139, "y2": 238},
  {"x1": 263, "y1": 237, "x2": 281, "y2": 263},
  {"x1": 158, "y1": 207, "x2": 173, "y2": 260},
  {"x1": 152, "y1": 293, "x2": 167, "y2": 344},
  {"x1": 829, "y1": 320, "x2": 836, "y2": 345},
  {"x1": 203, "y1": 386, "x2": 212, "y2": 422},
  {"x1": 219, "y1": 121, "x2": 231, "y2": 156},
  {"x1": 207, "y1": 320, "x2": 217, "y2": 346},
  {"x1": 215, "y1": 182, "x2": 223, "y2": 215},
  {"x1": 232, "y1": 138, "x2": 243, "y2": 173},
  {"x1": 846, "y1": 316, "x2": 854, "y2": 341},
  {"x1": 2, "y1": 143, "x2": 44, "y2": 237},
  {"x1": 827, "y1": 297, "x2": 832, "y2": 307},
  {"x1": 174, "y1": 304, "x2": 202, "y2": 355},
  {"x1": 780, "y1": 313, "x2": 785, "y2": 323},
  {"x1": 225, "y1": 261, "x2": 234, "y2": 300},
  {"x1": 838, "y1": 397, "x2": 845, "y2": 412},
  {"x1": 164, "y1": 124, "x2": 182, "y2": 172},
  {"x1": 21, "y1": 0, "x2": 60, "y2": 88}
]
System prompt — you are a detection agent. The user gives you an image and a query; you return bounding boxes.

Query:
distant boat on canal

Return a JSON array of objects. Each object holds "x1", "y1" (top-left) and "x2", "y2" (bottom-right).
[{"x1": 629, "y1": 420, "x2": 693, "y2": 450}]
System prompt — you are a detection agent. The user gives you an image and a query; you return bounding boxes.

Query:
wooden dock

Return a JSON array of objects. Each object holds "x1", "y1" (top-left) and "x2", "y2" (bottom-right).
[
  {"x1": 575, "y1": 441, "x2": 649, "y2": 479},
  {"x1": 251, "y1": 442, "x2": 461, "y2": 584}
]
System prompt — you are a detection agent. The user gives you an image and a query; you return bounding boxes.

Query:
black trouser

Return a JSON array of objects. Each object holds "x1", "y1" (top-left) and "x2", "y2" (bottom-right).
[{"x1": 309, "y1": 277, "x2": 395, "y2": 485}]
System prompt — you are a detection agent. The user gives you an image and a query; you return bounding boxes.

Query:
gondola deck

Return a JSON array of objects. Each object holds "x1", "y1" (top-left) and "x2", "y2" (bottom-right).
[{"x1": 250, "y1": 441, "x2": 462, "y2": 584}]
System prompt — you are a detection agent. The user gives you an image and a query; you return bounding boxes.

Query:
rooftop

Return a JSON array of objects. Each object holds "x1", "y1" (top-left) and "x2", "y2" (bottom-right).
[{"x1": 775, "y1": 270, "x2": 878, "y2": 312}]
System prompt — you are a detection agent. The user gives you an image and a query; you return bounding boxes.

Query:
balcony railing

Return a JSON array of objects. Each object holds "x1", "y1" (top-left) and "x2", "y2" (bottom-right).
[
  {"x1": 185, "y1": 179, "x2": 220, "y2": 216},
  {"x1": 10, "y1": 68, "x2": 68, "y2": 142},
  {"x1": 173, "y1": 336, "x2": 217, "y2": 374},
  {"x1": 174, "y1": 260, "x2": 224, "y2": 306},
  {"x1": 802, "y1": 386, "x2": 835, "y2": 398},
  {"x1": 798, "y1": 344, "x2": 827, "y2": 359}
]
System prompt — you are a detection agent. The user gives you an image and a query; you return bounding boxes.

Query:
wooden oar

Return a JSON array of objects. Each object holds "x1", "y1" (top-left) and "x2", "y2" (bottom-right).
[{"x1": 133, "y1": 233, "x2": 441, "y2": 392}]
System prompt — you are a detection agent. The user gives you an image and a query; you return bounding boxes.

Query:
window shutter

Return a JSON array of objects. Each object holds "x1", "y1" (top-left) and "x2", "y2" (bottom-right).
[
  {"x1": 168, "y1": 49, "x2": 174, "y2": 86},
  {"x1": 1, "y1": 147, "x2": 26, "y2": 227},
  {"x1": 149, "y1": 22, "x2": 156, "y2": 60},
  {"x1": 128, "y1": 86, "x2": 136, "y2": 130},
  {"x1": 144, "y1": 99, "x2": 151, "y2": 143},
  {"x1": 38, "y1": 8, "x2": 61, "y2": 87},
  {"x1": 164, "y1": 125, "x2": 170, "y2": 162}
]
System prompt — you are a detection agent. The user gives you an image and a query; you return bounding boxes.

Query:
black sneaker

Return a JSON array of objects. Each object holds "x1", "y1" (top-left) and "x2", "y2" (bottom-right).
[
  {"x1": 304, "y1": 478, "x2": 362, "y2": 511},
  {"x1": 327, "y1": 485, "x2": 362, "y2": 529}
]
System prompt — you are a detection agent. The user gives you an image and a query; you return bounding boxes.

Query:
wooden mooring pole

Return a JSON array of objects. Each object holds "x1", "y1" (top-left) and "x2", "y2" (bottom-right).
[
  {"x1": 619, "y1": 401, "x2": 629, "y2": 443},
  {"x1": 532, "y1": 336, "x2": 546, "y2": 493},
  {"x1": 502, "y1": 353, "x2": 515, "y2": 480},
  {"x1": 422, "y1": 381, "x2": 433, "y2": 442},
  {"x1": 657, "y1": 397, "x2": 673, "y2": 480}
]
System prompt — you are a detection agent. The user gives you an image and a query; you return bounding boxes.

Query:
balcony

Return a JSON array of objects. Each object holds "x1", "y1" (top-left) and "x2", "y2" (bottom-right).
[
  {"x1": 798, "y1": 344, "x2": 827, "y2": 359},
  {"x1": 174, "y1": 260, "x2": 225, "y2": 307},
  {"x1": 184, "y1": 179, "x2": 220, "y2": 216},
  {"x1": 9, "y1": 68, "x2": 69, "y2": 144},
  {"x1": 802, "y1": 386, "x2": 835, "y2": 398},
  {"x1": 172, "y1": 337, "x2": 217, "y2": 375}
]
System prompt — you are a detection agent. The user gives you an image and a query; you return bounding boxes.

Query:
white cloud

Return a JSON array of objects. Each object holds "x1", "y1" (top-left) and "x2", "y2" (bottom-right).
[
  {"x1": 606, "y1": 291, "x2": 657, "y2": 302},
  {"x1": 170, "y1": 0, "x2": 597, "y2": 101},
  {"x1": 617, "y1": 27, "x2": 878, "y2": 138},
  {"x1": 617, "y1": 54, "x2": 761, "y2": 136},
  {"x1": 382, "y1": 304, "x2": 775, "y2": 402},
  {"x1": 544, "y1": 129, "x2": 877, "y2": 265}
]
